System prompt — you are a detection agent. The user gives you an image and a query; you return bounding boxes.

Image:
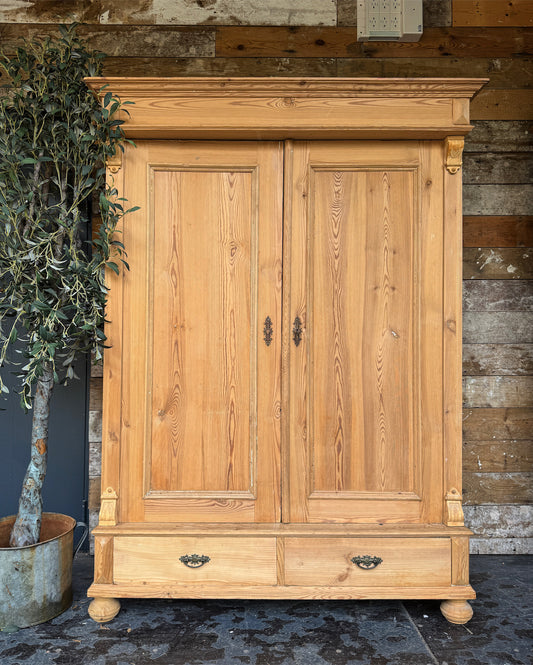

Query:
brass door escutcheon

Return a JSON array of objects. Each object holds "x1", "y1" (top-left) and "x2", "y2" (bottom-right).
[
  {"x1": 263, "y1": 316, "x2": 273, "y2": 346},
  {"x1": 351, "y1": 555, "x2": 383, "y2": 570},
  {"x1": 292, "y1": 316, "x2": 303, "y2": 347},
  {"x1": 179, "y1": 554, "x2": 211, "y2": 568}
]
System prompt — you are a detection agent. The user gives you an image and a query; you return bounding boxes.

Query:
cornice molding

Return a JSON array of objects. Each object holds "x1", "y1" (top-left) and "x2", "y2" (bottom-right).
[{"x1": 85, "y1": 76, "x2": 487, "y2": 100}]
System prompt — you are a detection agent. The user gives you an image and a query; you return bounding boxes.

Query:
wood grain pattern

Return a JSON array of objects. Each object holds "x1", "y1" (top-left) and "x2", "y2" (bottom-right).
[
  {"x1": 463, "y1": 185, "x2": 533, "y2": 216},
  {"x1": 463, "y1": 376, "x2": 533, "y2": 407},
  {"x1": 463, "y1": 343, "x2": 533, "y2": 374},
  {"x1": 114, "y1": 536, "x2": 278, "y2": 585},
  {"x1": 284, "y1": 537, "x2": 451, "y2": 587},
  {"x1": 120, "y1": 140, "x2": 282, "y2": 523},
  {"x1": 88, "y1": 581, "x2": 475, "y2": 600},
  {"x1": 471, "y1": 90, "x2": 533, "y2": 120},
  {"x1": 102, "y1": 56, "x2": 338, "y2": 78},
  {"x1": 443, "y1": 139, "x2": 465, "y2": 534},
  {"x1": 93, "y1": 536, "x2": 114, "y2": 584},
  {"x1": 463, "y1": 472, "x2": 533, "y2": 504},
  {"x1": 337, "y1": 57, "x2": 533, "y2": 88},
  {"x1": 216, "y1": 27, "x2": 532, "y2": 58},
  {"x1": 463, "y1": 440, "x2": 533, "y2": 472},
  {"x1": 465, "y1": 121, "x2": 533, "y2": 152},
  {"x1": 288, "y1": 141, "x2": 444, "y2": 525},
  {"x1": 0, "y1": 23, "x2": 215, "y2": 57},
  {"x1": 463, "y1": 216, "x2": 533, "y2": 246},
  {"x1": 463, "y1": 313, "x2": 533, "y2": 342},
  {"x1": 463, "y1": 155, "x2": 533, "y2": 185},
  {"x1": 150, "y1": 167, "x2": 253, "y2": 493},
  {"x1": 453, "y1": 1, "x2": 533, "y2": 27},
  {"x1": 462, "y1": 280, "x2": 533, "y2": 310},
  {"x1": 311, "y1": 165, "x2": 414, "y2": 494},
  {"x1": 463, "y1": 248, "x2": 533, "y2": 279},
  {"x1": 462, "y1": 407, "x2": 533, "y2": 439},
  {"x1": 450, "y1": 536, "x2": 469, "y2": 585},
  {"x1": 0, "y1": 1, "x2": 337, "y2": 26}
]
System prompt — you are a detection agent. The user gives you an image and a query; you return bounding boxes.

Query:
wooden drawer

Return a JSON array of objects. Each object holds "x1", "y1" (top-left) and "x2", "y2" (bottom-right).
[
  {"x1": 284, "y1": 538, "x2": 451, "y2": 587},
  {"x1": 114, "y1": 537, "x2": 277, "y2": 585}
]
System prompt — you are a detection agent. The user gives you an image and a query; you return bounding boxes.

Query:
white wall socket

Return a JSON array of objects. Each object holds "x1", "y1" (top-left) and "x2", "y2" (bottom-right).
[{"x1": 357, "y1": 0, "x2": 423, "y2": 42}]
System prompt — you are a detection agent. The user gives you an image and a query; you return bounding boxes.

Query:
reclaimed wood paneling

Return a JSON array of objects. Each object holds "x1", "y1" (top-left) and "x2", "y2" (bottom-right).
[
  {"x1": 337, "y1": 0, "x2": 452, "y2": 28},
  {"x1": 337, "y1": 57, "x2": 533, "y2": 88},
  {"x1": 463, "y1": 280, "x2": 533, "y2": 310},
  {"x1": 470, "y1": 537, "x2": 532, "y2": 554},
  {"x1": 465, "y1": 121, "x2": 533, "y2": 153},
  {"x1": 463, "y1": 343, "x2": 533, "y2": 374},
  {"x1": 465, "y1": 506, "x2": 533, "y2": 539},
  {"x1": 89, "y1": 378, "x2": 103, "y2": 411},
  {"x1": 463, "y1": 472, "x2": 533, "y2": 504},
  {"x1": 100, "y1": 57, "x2": 338, "y2": 78},
  {"x1": 464, "y1": 248, "x2": 533, "y2": 279},
  {"x1": 453, "y1": 1, "x2": 533, "y2": 28},
  {"x1": 464, "y1": 185, "x2": 533, "y2": 216},
  {"x1": 89, "y1": 440, "x2": 102, "y2": 478},
  {"x1": 89, "y1": 476, "x2": 101, "y2": 512},
  {"x1": 471, "y1": 90, "x2": 533, "y2": 120},
  {"x1": 216, "y1": 27, "x2": 532, "y2": 58},
  {"x1": 91, "y1": 360, "x2": 104, "y2": 378},
  {"x1": 462, "y1": 407, "x2": 533, "y2": 439},
  {"x1": 336, "y1": 0, "x2": 358, "y2": 27},
  {"x1": 463, "y1": 440, "x2": 532, "y2": 472},
  {"x1": 0, "y1": 1, "x2": 337, "y2": 26},
  {"x1": 0, "y1": 24, "x2": 215, "y2": 57},
  {"x1": 463, "y1": 313, "x2": 533, "y2": 342},
  {"x1": 463, "y1": 216, "x2": 533, "y2": 246},
  {"x1": 88, "y1": 410, "x2": 102, "y2": 444},
  {"x1": 463, "y1": 155, "x2": 533, "y2": 185},
  {"x1": 463, "y1": 376, "x2": 533, "y2": 407},
  {"x1": 425, "y1": 0, "x2": 453, "y2": 27}
]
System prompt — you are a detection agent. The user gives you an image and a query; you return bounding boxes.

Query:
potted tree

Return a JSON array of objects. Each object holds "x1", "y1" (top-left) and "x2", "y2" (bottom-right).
[{"x1": 0, "y1": 25, "x2": 135, "y2": 629}]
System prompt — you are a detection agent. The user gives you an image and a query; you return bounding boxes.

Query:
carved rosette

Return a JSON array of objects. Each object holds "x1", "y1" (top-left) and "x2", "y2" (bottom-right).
[{"x1": 445, "y1": 137, "x2": 464, "y2": 175}]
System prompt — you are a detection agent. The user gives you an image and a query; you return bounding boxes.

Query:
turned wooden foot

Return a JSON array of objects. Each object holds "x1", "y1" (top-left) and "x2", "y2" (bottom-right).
[
  {"x1": 440, "y1": 599, "x2": 473, "y2": 624},
  {"x1": 88, "y1": 597, "x2": 121, "y2": 623}
]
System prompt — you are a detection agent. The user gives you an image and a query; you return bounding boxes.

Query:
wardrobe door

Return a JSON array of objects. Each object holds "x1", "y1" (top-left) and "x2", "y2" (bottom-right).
[
  {"x1": 286, "y1": 141, "x2": 445, "y2": 525},
  {"x1": 119, "y1": 141, "x2": 283, "y2": 523}
]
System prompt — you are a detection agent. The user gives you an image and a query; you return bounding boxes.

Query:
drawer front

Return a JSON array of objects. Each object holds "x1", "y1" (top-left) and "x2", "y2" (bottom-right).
[
  {"x1": 114, "y1": 537, "x2": 277, "y2": 585},
  {"x1": 284, "y1": 538, "x2": 451, "y2": 587}
]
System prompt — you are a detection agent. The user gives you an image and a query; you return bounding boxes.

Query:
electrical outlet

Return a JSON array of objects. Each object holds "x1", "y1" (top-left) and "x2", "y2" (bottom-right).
[{"x1": 357, "y1": 0, "x2": 423, "y2": 42}]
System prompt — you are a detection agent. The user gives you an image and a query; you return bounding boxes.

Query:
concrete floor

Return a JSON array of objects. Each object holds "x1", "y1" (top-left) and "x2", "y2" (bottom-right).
[{"x1": 0, "y1": 555, "x2": 531, "y2": 665}]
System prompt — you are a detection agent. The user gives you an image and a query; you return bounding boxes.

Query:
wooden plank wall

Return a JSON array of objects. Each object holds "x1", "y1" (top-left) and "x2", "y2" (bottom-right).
[{"x1": 1, "y1": 0, "x2": 531, "y2": 554}]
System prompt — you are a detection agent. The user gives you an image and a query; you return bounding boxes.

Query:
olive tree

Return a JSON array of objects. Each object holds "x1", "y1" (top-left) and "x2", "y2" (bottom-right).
[{"x1": 0, "y1": 25, "x2": 136, "y2": 547}]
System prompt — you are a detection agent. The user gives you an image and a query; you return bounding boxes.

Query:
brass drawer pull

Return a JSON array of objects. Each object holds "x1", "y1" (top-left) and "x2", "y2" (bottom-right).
[
  {"x1": 351, "y1": 555, "x2": 383, "y2": 570},
  {"x1": 179, "y1": 554, "x2": 211, "y2": 569}
]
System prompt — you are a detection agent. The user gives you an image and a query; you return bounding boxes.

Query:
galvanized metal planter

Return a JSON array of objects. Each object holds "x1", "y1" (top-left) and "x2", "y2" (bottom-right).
[{"x1": 0, "y1": 513, "x2": 87, "y2": 630}]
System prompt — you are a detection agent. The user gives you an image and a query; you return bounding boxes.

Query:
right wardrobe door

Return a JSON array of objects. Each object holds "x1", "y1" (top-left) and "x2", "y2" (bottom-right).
[{"x1": 285, "y1": 140, "x2": 447, "y2": 526}]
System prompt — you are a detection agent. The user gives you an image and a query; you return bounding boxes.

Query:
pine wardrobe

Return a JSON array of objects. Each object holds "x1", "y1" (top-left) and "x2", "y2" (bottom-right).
[{"x1": 85, "y1": 78, "x2": 486, "y2": 625}]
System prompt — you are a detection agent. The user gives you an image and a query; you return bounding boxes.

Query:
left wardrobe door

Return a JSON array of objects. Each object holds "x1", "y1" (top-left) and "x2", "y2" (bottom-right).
[{"x1": 118, "y1": 141, "x2": 283, "y2": 524}]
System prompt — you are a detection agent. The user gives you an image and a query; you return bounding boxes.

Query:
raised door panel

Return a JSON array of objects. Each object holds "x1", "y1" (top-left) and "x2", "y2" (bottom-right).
[
  {"x1": 119, "y1": 141, "x2": 283, "y2": 523},
  {"x1": 286, "y1": 141, "x2": 445, "y2": 524}
]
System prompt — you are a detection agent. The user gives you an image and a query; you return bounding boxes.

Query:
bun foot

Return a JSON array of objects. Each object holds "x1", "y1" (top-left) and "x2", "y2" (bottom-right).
[
  {"x1": 440, "y1": 599, "x2": 473, "y2": 624},
  {"x1": 88, "y1": 597, "x2": 121, "y2": 623}
]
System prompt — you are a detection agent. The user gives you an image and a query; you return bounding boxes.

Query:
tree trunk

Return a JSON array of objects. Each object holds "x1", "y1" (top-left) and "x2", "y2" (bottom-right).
[{"x1": 9, "y1": 363, "x2": 54, "y2": 548}]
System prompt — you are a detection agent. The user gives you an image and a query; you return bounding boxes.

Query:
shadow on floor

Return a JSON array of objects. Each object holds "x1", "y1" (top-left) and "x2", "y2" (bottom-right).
[{"x1": 0, "y1": 555, "x2": 531, "y2": 664}]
